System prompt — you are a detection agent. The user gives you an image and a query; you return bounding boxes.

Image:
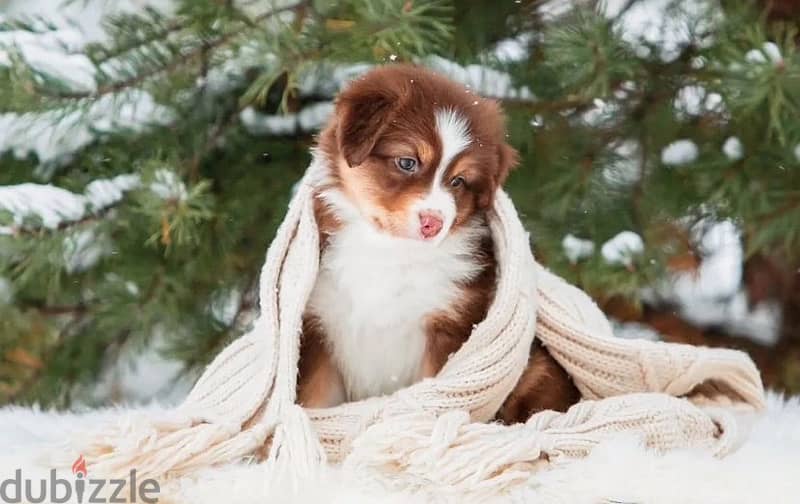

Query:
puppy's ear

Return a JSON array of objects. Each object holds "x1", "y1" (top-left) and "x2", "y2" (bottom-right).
[
  {"x1": 495, "y1": 142, "x2": 519, "y2": 188},
  {"x1": 478, "y1": 143, "x2": 519, "y2": 208},
  {"x1": 335, "y1": 88, "x2": 398, "y2": 167}
]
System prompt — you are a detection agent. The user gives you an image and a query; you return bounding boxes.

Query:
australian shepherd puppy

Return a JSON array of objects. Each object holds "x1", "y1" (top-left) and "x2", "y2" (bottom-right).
[{"x1": 298, "y1": 64, "x2": 579, "y2": 423}]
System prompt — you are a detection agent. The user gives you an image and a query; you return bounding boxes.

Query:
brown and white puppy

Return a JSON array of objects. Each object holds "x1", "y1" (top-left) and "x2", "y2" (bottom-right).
[{"x1": 298, "y1": 64, "x2": 579, "y2": 423}]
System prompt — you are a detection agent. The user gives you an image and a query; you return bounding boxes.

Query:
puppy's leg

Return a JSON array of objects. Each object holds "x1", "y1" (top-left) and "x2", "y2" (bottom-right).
[
  {"x1": 297, "y1": 316, "x2": 345, "y2": 408},
  {"x1": 495, "y1": 341, "x2": 581, "y2": 424},
  {"x1": 421, "y1": 312, "x2": 474, "y2": 379}
]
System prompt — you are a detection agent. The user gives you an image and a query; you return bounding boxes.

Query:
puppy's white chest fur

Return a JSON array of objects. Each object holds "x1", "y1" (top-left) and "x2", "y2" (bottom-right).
[{"x1": 306, "y1": 220, "x2": 484, "y2": 401}]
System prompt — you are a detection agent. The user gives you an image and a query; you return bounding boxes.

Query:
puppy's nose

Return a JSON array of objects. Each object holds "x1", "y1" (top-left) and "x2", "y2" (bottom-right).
[{"x1": 419, "y1": 210, "x2": 444, "y2": 239}]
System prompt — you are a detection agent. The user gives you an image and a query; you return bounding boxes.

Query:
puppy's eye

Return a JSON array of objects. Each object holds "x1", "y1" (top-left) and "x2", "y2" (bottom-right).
[
  {"x1": 450, "y1": 175, "x2": 466, "y2": 188},
  {"x1": 395, "y1": 157, "x2": 418, "y2": 173}
]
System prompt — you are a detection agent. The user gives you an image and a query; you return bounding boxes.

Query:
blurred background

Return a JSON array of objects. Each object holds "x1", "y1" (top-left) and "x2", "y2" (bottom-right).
[{"x1": 0, "y1": 0, "x2": 798, "y2": 408}]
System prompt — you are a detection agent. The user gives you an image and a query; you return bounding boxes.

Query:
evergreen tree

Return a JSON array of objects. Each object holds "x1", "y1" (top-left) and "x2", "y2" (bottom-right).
[{"x1": 0, "y1": 0, "x2": 798, "y2": 407}]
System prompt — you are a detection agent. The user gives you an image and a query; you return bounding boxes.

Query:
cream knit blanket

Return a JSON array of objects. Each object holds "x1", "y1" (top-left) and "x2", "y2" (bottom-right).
[{"x1": 75, "y1": 158, "x2": 765, "y2": 497}]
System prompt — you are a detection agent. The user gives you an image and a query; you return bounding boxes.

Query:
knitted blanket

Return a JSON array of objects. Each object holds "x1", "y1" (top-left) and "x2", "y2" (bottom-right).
[{"x1": 74, "y1": 157, "x2": 765, "y2": 497}]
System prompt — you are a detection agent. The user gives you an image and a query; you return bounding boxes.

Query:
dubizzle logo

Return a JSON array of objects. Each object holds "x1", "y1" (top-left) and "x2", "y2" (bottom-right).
[
  {"x1": 0, "y1": 455, "x2": 160, "y2": 503},
  {"x1": 72, "y1": 455, "x2": 88, "y2": 478}
]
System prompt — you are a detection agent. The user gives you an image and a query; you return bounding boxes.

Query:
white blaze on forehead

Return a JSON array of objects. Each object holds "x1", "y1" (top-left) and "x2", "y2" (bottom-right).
[
  {"x1": 411, "y1": 108, "x2": 472, "y2": 243},
  {"x1": 435, "y1": 108, "x2": 472, "y2": 171}
]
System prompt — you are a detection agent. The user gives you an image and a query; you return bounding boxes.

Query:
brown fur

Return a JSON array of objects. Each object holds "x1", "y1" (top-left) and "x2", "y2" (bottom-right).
[
  {"x1": 298, "y1": 64, "x2": 579, "y2": 422},
  {"x1": 297, "y1": 315, "x2": 344, "y2": 408},
  {"x1": 496, "y1": 341, "x2": 582, "y2": 423}
]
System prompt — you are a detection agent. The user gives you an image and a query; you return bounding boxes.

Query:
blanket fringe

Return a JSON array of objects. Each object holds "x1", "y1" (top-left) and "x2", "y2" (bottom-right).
[
  {"x1": 266, "y1": 404, "x2": 326, "y2": 491},
  {"x1": 344, "y1": 392, "x2": 747, "y2": 499},
  {"x1": 61, "y1": 412, "x2": 242, "y2": 479}
]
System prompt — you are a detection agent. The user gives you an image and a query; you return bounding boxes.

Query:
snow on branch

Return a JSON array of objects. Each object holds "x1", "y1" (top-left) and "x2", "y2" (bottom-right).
[
  {"x1": 0, "y1": 167, "x2": 195, "y2": 235},
  {"x1": 646, "y1": 220, "x2": 782, "y2": 346},
  {"x1": 0, "y1": 174, "x2": 139, "y2": 234},
  {"x1": 241, "y1": 56, "x2": 535, "y2": 137},
  {"x1": 0, "y1": 26, "x2": 96, "y2": 92},
  {"x1": 0, "y1": 91, "x2": 172, "y2": 170},
  {"x1": 601, "y1": 0, "x2": 722, "y2": 62}
]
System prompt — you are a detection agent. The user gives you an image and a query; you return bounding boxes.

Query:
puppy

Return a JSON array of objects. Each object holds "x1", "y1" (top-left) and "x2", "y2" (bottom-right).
[{"x1": 297, "y1": 64, "x2": 579, "y2": 423}]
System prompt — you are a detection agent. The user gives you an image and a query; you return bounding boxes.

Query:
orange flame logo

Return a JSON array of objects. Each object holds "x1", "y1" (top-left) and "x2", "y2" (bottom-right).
[{"x1": 72, "y1": 454, "x2": 87, "y2": 478}]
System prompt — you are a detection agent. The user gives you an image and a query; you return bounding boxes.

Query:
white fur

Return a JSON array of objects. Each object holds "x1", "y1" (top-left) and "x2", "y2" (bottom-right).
[
  {"x1": 1, "y1": 393, "x2": 799, "y2": 502},
  {"x1": 306, "y1": 199, "x2": 486, "y2": 401},
  {"x1": 409, "y1": 109, "x2": 472, "y2": 245}
]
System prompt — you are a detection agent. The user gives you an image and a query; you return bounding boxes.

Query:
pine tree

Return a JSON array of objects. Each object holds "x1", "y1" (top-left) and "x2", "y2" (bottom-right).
[{"x1": 0, "y1": 0, "x2": 798, "y2": 407}]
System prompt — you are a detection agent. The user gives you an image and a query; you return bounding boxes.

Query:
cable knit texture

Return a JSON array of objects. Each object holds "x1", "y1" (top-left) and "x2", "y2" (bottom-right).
[{"x1": 73, "y1": 157, "x2": 765, "y2": 497}]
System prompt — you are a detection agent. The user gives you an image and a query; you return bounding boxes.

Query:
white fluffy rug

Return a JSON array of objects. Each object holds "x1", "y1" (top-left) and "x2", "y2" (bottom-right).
[{"x1": 1, "y1": 393, "x2": 798, "y2": 503}]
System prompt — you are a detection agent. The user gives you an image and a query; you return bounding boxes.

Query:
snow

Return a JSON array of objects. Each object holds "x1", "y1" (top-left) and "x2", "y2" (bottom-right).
[
  {"x1": 297, "y1": 102, "x2": 335, "y2": 131},
  {"x1": 745, "y1": 49, "x2": 767, "y2": 65},
  {"x1": 0, "y1": 91, "x2": 172, "y2": 170},
  {"x1": 671, "y1": 220, "x2": 742, "y2": 300},
  {"x1": 424, "y1": 55, "x2": 534, "y2": 100},
  {"x1": 85, "y1": 326, "x2": 195, "y2": 406},
  {"x1": 661, "y1": 139, "x2": 699, "y2": 166},
  {"x1": 612, "y1": 320, "x2": 662, "y2": 342},
  {"x1": 2, "y1": 0, "x2": 175, "y2": 43},
  {"x1": 202, "y1": 44, "x2": 279, "y2": 97},
  {"x1": 150, "y1": 169, "x2": 188, "y2": 201},
  {"x1": 125, "y1": 281, "x2": 140, "y2": 296},
  {"x1": 601, "y1": 231, "x2": 644, "y2": 266},
  {"x1": 603, "y1": 140, "x2": 640, "y2": 186},
  {"x1": 0, "y1": 112, "x2": 88, "y2": 169},
  {"x1": 581, "y1": 98, "x2": 620, "y2": 127},
  {"x1": 209, "y1": 288, "x2": 242, "y2": 327},
  {"x1": 679, "y1": 291, "x2": 782, "y2": 346},
  {"x1": 63, "y1": 228, "x2": 106, "y2": 273},
  {"x1": 0, "y1": 184, "x2": 89, "y2": 230},
  {"x1": 562, "y1": 234, "x2": 595, "y2": 263},
  {"x1": 240, "y1": 102, "x2": 334, "y2": 136},
  {"x1": 674, "y1": 85, "x2": 724, "y2": 118},
  {"x1": 723, "y1": 137, "x2": 744, "y2": 161},
  {"x1": 293, "y1": 57, "x2": 535, "y2": 105},
  {"x1": 745, "y1": 42, "x2": 783, "y2": 66},
  {"x1": 296, "y1": 62, "x2": 374, "y2": 99},
  {"x1": 0, "y1": 27, "x2": 88, "y2": 76},
  {"x1": 646, "y1": 219, "x2": 783, "y2": 346},
  {"x1": 85, "y1": 174, "x2": 141, "y2": 209},
  {"x1": 13, "y1": 41, "x2": 97, "y2": 93},
  {"x1": 601, "y1": 0, "x2": 721, "y2": 62},
  {"x1": 537, "y1": 0, "x2": 575, "y2": 21},
  {"x1": 0, "y1": 174, "x2": 141, "y2": 233},
  {"x1": 491, "y1": 33, "x2": 533, "y2": 63}
]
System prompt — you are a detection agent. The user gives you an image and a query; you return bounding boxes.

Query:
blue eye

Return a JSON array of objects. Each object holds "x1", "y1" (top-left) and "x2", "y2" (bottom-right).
[{"x1": 395, "y1": 157, "x2": 418, "y2": 173}]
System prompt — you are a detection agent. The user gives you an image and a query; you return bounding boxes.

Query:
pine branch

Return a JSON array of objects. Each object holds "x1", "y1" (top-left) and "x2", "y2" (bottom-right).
[
  {"x1": 43, "y1": 1, "x2": 310, "y2": 100},
  {"x1": 3, "y1": 199, "x2": 126, "y2": 237},
  {"x1": 90, "y1": 13, "x2": 189, "y2": 65},
  {"x1": 185, "y1": 97, "x2": 250, "y2": 181},
  {"x1": 3, "y1": 307, "x2": 88, "y2": 404}
]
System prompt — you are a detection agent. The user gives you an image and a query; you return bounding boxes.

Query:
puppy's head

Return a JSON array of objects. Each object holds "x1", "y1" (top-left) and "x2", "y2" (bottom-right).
[{"x1": 318, "y1": 64, "x2": 518, "y2": 244}]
